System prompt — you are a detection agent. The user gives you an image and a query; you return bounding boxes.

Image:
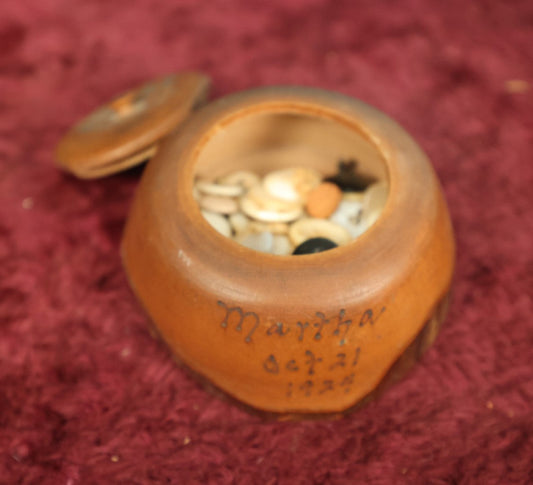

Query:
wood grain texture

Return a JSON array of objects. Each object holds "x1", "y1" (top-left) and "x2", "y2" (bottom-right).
[
  {"x1": 54, "y1": 72, "x2": 210, "y2": 178},
  {"x1": 122, "y1": 87, "x2": 455, "y2": 414}
]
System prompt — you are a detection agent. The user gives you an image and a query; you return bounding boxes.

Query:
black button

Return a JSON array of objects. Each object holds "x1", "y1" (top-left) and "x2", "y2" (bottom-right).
[{"x1": 293, "y1": 237, "x2": 338, "y2": 255}]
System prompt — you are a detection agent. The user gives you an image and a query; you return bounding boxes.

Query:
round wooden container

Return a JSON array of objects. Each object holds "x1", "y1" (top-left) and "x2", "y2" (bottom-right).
[{"x1": 121, "y1": 86, "x2": 455, "y2": 416}]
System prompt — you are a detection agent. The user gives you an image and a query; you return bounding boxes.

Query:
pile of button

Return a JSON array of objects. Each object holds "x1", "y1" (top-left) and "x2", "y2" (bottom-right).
[{"x1": 195, "y1": 162, "x2": 387, "y2": 255}]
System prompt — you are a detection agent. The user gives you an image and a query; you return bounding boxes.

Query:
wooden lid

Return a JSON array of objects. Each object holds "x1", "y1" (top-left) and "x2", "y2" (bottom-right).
[{"x1": 55, "y1": 72, "x2": 210, "y2": 179}]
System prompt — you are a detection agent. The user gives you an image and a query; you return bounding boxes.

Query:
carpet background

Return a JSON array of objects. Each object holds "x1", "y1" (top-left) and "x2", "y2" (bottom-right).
[{"x1": 1, "y1": 0, "x2": 532, "y2": 483}]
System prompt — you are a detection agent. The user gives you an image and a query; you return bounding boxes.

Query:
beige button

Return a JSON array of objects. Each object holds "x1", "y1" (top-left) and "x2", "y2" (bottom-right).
[
  {"x1": 201, "y1": 210, "x2": 232, "y2": 237},
  {"x1": 342, "y1": 191, "x2": 365, "y2": 204},
  {"x1": 361, "y1": 183, "x2": 388, "y2": 228},
  {"x1": 289, "y1": 218, "x2": 351, "y2": 247},
  {"x1": 249, "y1": 221, "x2": 289, "y2": 235},
  {"x1": 271, "y1": 234, "x2": 294, "y2": 255},
  {"x1": 229, "y1": 212, "x2": 251, "y2": 235},
  {"x1": 263, "y1": 167, "x2": 321, "y2": 203},
  {"x1": 237, "y1": 231, "x2": 274, "y2": 253},
  {"x1": 196, "y1": 180, "x2": 244, "y2": 197},
  {"x1": 240, "y1": 185, "x2": 303, "y2": 222},
  {"x1": 199, "y1": 195, "x2": 239, "y2": 214},
  {"x1": 218, "y1": 170, "x2": 260, "y2": 190}
]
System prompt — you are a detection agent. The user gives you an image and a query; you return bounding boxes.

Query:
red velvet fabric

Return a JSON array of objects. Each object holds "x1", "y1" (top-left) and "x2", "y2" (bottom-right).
[{"x1": 1, "y1": 0, "x2": 532, "y2": 483}]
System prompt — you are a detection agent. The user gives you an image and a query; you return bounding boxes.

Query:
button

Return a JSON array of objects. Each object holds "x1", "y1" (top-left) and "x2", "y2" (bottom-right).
[
  {"x1": 55, "y1": 71, "x2": 210, "y2": 179},
  {"x1": 292, "y1": 237, "x2": 338, "y2": 255}
]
